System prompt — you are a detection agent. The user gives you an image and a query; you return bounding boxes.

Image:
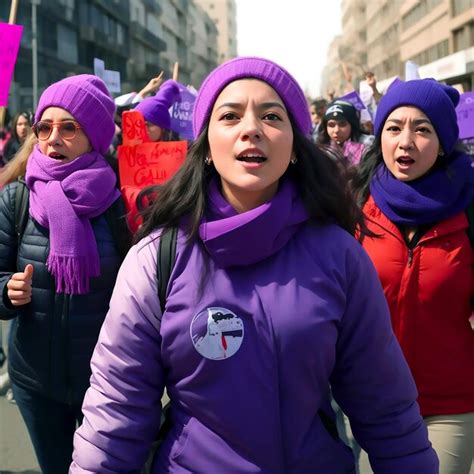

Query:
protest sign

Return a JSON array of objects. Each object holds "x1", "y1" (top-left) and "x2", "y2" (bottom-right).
[
  {"x1": 118, "y1": 110, "x2": 187, "y2": 187},
  {"x1": 118, "y1": 110, "x2": 187, "y2": 232},
  {"x1": 405, "y1": 61, "x2": 420, "y2": 81},
  {"x1": 118, "y1": 141, "x2": 187, "y2": 187},
  {"x1": 170, "y1": 82, "x2": 197, "y2": 140},
  {"x1": 338, "y1": 90, "x2": 366, "y2": 111},
  {"x1": 121, "y1": 110, "x2": 149, "y2": 146},
  {"x1": 93, "y1": 57, "x2": 121, "y2": 93},
  {"x1": 0, "y1": 23, "x2": 23, "y2": 106},
  {"x1": 461, "y1": 137, "x2": 474, "y2": 157},
  {"x1": 456, "y1": 91, "x2": 474, "y2": 139}
]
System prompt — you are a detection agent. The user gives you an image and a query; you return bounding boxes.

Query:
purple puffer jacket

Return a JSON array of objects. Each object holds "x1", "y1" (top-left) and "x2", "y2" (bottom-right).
[{"x1": 71, "y1": 180, "x2": 438, "y2": 473}]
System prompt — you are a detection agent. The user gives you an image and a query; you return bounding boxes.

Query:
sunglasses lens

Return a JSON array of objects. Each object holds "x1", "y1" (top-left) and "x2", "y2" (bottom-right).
[
  {"x1": 35, "y1": 122, "x2": 52, "y2": 140},
  {"x1": 60, "y1": 122, "x2": 77, "y2": 139}
]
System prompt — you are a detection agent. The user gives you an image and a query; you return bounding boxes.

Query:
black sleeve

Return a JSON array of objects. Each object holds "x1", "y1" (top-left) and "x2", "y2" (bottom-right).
[{"x1": 0, "y1": 183, "x2": 21, "y2": 320}]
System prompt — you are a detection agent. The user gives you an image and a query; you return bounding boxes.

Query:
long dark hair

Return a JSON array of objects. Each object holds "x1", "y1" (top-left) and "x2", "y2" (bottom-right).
[
  {"x1": 351, "y1": 136, "x2": 383, "y2": 206},
  {"x1": 135, "y1": 122, "x2": 369, "y2": 243},
  {"x1": 10, "y1": 112, "x2": 33, "y2": 143}
]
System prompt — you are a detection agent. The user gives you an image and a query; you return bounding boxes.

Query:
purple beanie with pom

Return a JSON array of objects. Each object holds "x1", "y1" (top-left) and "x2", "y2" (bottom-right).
[
  {"x1": 35, "y1": 74, "x2": 116, "y2": 154},
  {"x1": 374, "y1": 79, "x2": 460, "y2": 154},
  {"x1": 193, "y1": 56, "x2": 312, "y2": 138}
]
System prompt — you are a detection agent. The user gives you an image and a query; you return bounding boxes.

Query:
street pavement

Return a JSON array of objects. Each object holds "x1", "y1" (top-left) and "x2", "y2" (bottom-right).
[{"x1": 0, "y1": 377, "x2": 40, "y2": 473}]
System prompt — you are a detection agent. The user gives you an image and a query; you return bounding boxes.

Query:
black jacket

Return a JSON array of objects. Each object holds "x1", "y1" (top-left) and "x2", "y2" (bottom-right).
[
  {"x1": 0, "y1": 181, "x2": 128, "y2": 404},
  {"x1": 2, "y1": 137, "x2": 21, "y2": 165}
]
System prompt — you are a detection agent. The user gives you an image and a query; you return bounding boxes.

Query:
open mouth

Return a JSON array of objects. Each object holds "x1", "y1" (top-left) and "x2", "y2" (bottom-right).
[
  {"x1": 237, "y1": 153, "x2": 267, "y2": 164},
  {"x1": 396, "y1": 156, "x2": 415, "y2": 165},
  {"x1": 48, "y1": 152, "x2": 68, "y2": 160}
]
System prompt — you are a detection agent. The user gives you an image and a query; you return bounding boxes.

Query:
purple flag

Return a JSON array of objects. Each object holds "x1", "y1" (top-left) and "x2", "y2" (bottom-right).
[
  {"x1": 456, "y1": 92, "x2": 474, "y2": 139},
  {"x1": 169, "y1": 82, "x2": 196, "y2": 140},
  {"x1": 0, "y1": 23, "x2": 23, "y2": 107},
  {"x1": 338, "y1": 90, "x2": 366, "y2": 111}
]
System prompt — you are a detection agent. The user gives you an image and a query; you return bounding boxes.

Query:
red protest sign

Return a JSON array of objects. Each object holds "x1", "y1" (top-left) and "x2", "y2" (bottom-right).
[
  {"x1": 121, "y1": 110, "x2": 149, "y2": 146},
  {"x1": 118, "y1": 140, "x2": 187, "y2": 187},
  {"x1": 0, "y1": 23, "x2": 23, "y2": 106},
  {"x1": 118, "y1": 110, "x2": 187, "y2": 187}
]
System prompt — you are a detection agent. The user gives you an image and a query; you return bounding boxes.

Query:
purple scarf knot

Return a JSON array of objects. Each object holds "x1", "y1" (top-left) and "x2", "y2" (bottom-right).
[
  {"x1": 25, "y1": 146, "x2": 120, "y2": 294},
  {"x1": 370, "y1": 152, "x2": 474, "y2": 226},
  {"x1": 199, "y1": 178, "x2": 309, "y2": 267}
]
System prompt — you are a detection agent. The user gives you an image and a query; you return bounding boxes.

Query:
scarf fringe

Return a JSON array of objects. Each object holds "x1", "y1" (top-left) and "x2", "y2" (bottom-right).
[{"x1": 47, "y1": 254, "x2": 100, "y2": 295}]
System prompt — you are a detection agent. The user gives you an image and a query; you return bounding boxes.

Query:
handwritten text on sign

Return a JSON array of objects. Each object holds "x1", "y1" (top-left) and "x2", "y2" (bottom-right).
[
  {"x1": 456, "y1": 92, "x2": 474, "y2": 139},
  {"x1": 118, "y1": 141, "x2": 187, "y2": 187},
  {"x1": 0, "y1": 23, "x2": 24, "y2": 107},
  {"x1": 121, "y1": 110, "x2": 150, "y2": 146}
]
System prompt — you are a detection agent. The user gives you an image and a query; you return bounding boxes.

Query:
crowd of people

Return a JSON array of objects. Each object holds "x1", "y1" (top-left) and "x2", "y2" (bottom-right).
[{"x1": 0, "y1": 56, "x2": 472, "y2": 474}]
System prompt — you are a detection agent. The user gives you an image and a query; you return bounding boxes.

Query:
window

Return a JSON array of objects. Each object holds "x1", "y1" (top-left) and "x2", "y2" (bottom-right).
[
  {"x1": 57, "y1": 24, "x2": 78, "y2": 64},
  {"x1": 452, "y1": 0, "x2": 474, "y2": 16},
  {"x1": 410, "y1": 39, "x2": 449, "y2": 65},
  {"x1": 402, "y1": 0, "x2": 443, "y2": 31},
  {"x1": 453, "y1": 23, "x2": 474, "y2": 51}
]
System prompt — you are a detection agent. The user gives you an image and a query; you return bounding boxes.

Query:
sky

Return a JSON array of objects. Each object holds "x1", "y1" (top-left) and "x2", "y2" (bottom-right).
[{"x1": 236, "y1": 0, "x2": 342, "y2": 98}]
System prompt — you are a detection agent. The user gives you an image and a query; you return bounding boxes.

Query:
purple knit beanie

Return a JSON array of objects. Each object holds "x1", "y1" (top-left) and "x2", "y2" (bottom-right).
[
  {"x1": 374, "y1": 79, "x2": 460, "y2": 154},
  {"x1": 35, "y1": 74, "x2": 116, "y2": 154},
  {"x1": 193, "y1": 56, "x2": 312, "y2": 138},
  {"x1": 135, "y1": 79, "x2": 180, "y2": 129}
]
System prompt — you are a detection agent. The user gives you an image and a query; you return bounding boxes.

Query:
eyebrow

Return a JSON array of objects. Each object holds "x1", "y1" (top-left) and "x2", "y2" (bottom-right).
[
  {"x1": 386, "y1": 118, "x2": 432, "y2": 126},
  {"x1": 40, "y1": 118, "x2": 75, "y2": 122},
  {"x1": 215, "y1": 101, "x2": 286, "y2": 112}
]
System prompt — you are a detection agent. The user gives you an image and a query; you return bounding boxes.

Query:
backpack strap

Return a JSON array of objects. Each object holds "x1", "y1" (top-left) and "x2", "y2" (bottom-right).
[
  {"x1": 466, "y1": 199, "x2": 474, "y2": 248},
  {"x1": 157, "y1": 227, "x2": 178, "y2": 316},
  {"x1": 14, "y1": 177, "x2": 29, "y2": 240},
  {"x1": 104, "y1": 197, "x2": 132, "y2": 260},
  {"x1": 140, "y1": 226, "x2": 178, "y2": 473}
]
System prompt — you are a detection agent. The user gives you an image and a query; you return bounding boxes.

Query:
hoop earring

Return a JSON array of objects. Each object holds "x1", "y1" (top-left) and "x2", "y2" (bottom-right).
[
  {"x1": 290, "y1": 156, "x2": 297, "y2": 165},
  {"x1": 438, "y1": 149, "x2": 445, "y2": 157},
  {"x1": 204, "y1": 156, "x2": 212, "y2": 166}
]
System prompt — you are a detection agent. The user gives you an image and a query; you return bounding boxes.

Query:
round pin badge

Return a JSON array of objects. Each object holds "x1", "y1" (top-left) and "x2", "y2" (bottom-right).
[{"x1": 190, "y1": 307, "x2": 244, "y2": 360}]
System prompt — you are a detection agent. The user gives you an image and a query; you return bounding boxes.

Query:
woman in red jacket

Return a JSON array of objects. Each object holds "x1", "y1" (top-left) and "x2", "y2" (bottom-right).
[{"x1": 353, "y1": 79, "x2": 474, "y2": 474}]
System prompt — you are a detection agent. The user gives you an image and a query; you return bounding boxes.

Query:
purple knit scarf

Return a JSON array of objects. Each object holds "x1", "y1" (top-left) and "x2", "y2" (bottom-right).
[
  {"x1": 199, "y1": 178, "x2": 309, "y2": 267},
  {"x1": 370, "y1": 152, "x2": 474, "y2": 226},
  {"x1": 25, "y1": 145, "x2": 120, "y2": 294}
]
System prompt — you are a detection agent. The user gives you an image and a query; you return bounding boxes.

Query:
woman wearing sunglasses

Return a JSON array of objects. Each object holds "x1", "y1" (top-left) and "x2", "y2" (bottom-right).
[{"x1": 0, "y1": 74, "x2": 130, "y2": 473}]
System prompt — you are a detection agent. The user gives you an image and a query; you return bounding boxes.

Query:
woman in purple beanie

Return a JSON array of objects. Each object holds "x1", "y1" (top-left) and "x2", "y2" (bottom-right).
[
  {"x1": 134, "y1": 79, "x2": 180, "y2": 142},
  {"x1": 71, "y1": 57, "x2": 438, "y2": 473},
  {"x1": 0, "y1": 74, "x2": 131, "y2": 473},
  {"x1": 354, "y1": 78, "x2": 474, "y2": 473}
]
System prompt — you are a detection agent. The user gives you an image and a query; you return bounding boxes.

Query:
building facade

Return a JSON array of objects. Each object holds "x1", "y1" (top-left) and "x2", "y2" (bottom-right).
[
  {"x1": 400, "y1": 0, "x2": 474, "y2": 90},
  {"x1": 1, "y1": 0, "x2": 227, "y2": 115},
  {"x1": 320, "y1": 0, "x2": 474, "y2": 97},
  {"x1": 194, "y1": 0, "x2": 238, "y2": 64}
]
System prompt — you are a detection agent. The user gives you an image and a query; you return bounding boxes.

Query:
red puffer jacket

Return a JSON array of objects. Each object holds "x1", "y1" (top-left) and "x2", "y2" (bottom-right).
[{"x1": 361, "y1": 195, "x2": 474, "y2": 416}]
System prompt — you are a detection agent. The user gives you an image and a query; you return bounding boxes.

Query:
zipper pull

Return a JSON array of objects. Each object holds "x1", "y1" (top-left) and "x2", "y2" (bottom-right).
[{"x1": 407, "y1": 249, "x2": 413, "y2": 267}]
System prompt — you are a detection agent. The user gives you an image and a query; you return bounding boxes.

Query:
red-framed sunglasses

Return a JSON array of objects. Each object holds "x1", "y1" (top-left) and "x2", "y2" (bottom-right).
[{"x1": 32, "y1": 120, "x2": 82, "y2": 141}]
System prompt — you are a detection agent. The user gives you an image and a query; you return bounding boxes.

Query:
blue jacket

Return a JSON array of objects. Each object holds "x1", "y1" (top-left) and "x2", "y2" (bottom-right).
[{"x1": 0, "y1": 181, "x2": 125, "y2": 405}]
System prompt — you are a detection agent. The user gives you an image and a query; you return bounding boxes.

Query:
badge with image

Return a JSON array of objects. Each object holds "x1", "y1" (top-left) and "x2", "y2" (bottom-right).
[{"x1": 190, "y1": 307, "x2": 244, "y2": 360}]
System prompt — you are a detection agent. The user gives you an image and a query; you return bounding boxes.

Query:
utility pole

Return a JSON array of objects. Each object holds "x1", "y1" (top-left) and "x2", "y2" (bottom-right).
[{"x1": 32, "y1": 0, "x2": 40, "y2": 109}]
